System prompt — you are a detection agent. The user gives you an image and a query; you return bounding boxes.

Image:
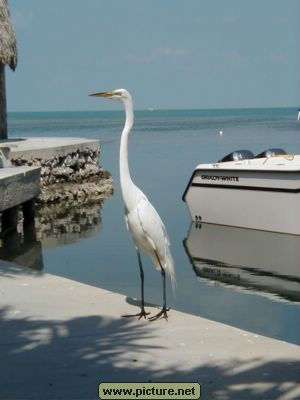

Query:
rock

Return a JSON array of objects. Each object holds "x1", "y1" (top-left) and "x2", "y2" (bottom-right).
[
  {"x1": 11, "y1": 147, "x2": 113, "y2": 204},
  {"x1": 52, "y1": 166, "x2": 73, "y2": 178}
]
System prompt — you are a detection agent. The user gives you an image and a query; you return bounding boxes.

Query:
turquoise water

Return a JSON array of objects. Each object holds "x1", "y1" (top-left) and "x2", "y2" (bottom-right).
[{"x1": 5, "y1": 107, "x2": 300, "y2": 345}]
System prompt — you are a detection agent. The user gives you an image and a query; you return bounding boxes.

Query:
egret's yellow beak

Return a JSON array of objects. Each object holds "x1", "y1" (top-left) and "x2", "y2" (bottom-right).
[{"x1": 89, "y1": 91, "x2": 113, "y2": 98}]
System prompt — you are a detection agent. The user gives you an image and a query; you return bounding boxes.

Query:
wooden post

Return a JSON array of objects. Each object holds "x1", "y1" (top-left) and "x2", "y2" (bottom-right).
[
  {"x1": 22, "y1": 198, "x2": 36, "y2": 224},
  {"x1": 0, "y1": 63, "x2": 8, "y2": 140},
  {"x1": 23, "y1": 219, "x2": 37, "y2": 243},
  {"x1": 2, "y1": 205, "x2": 18, "y2": 234}
]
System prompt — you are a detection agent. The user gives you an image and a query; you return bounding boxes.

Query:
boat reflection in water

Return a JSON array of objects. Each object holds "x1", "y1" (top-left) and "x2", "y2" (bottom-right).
[{"x1": 184, "y1": 222, "x2": 300, "y2": 303}]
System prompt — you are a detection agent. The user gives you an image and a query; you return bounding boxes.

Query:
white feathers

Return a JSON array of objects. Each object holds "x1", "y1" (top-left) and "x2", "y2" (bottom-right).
[{"x1": 125, "y1": 192, "x2": 175, "y2": 292}]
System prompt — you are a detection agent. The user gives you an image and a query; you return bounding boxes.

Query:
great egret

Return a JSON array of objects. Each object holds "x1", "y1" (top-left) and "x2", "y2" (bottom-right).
[{"x1": 90, "y1": 88, "x2": 175, "y2": 320}]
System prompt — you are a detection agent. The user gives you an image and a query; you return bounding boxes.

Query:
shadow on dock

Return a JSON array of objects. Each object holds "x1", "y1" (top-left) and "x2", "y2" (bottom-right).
[{"x1": 0, "y1": 304, "x2": 299, "y2": 400}]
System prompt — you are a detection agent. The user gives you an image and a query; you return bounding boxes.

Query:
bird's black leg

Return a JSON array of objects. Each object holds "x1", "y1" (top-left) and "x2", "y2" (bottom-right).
[
  {"x1": 136, "y1": 249, "x2": 150, "y2": 318},
  {"x1": 149, "y1": 254, "x2": 170, "y2": 321},
  {"x1": 122, "y1": 249, "x2": 150, "y2": 319}
]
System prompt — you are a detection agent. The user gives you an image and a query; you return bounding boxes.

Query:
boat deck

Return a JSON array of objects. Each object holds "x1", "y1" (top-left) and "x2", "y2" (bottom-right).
[{"x1": 196, "y1": 154, "x2": 300, "y2": 172}]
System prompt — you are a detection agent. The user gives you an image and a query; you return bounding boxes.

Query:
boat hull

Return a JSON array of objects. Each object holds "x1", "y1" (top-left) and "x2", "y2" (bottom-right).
[{"x1": 183, "y1": 166, "x2": 300, "y2": 235}]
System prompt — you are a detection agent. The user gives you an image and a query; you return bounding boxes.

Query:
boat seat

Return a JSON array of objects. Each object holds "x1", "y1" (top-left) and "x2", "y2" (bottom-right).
[
  {"x1": 219, "y1": 149, "x2": 254, "y2": 163},
  {"x1": 255, "y1": 148, "x2": 287, "y2": 158}
]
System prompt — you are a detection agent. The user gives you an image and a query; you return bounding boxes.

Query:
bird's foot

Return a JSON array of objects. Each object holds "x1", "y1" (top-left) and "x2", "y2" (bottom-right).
[
  {"x1": 148, "y1": 307, "x2": 170, "y2": 321},
  {"x1": 122, "y1": 307, "x2": 150, "y2": 320}
]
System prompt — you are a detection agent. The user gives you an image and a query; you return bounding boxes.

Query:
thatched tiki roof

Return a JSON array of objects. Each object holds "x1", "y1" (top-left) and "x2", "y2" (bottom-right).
[{"x1": 0, "y1": 0, "x2": 17, "y2": 140}]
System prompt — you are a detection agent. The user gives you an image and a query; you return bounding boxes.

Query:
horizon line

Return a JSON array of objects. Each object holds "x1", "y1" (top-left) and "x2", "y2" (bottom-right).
[{"x1": 7, "y1": 105, "x2": 298, "y2": 114}]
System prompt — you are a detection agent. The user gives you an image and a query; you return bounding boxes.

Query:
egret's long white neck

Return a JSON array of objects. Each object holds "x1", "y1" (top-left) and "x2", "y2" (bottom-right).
[{"x1": 119, "y1": 96, "x2": 135, "y2": 205}]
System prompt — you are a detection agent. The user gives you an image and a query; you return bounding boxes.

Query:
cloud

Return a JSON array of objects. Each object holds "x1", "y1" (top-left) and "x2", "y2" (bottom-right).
[
  {"x1": 11, "y1": 11, "x2": 34, "y2": 31},
  {"x1": 224, "y1": 50, "x2": 245, "y2": 66},
  {"x1": 222, "y1": 15, "x2": 238, "y2": 25},
  {"x1": 127, "y1": 47, "x2": 189, "y2": 64},
  {"x1": 158, "y1": 47, "x2": 189, "y2": 57},
  {"x1": 126, "y1": 53, "x2": 154, "y2": 65}
]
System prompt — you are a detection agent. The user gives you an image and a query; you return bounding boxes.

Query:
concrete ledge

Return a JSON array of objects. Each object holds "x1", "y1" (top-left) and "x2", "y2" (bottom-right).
[
  {"x1": 0, "y1": 137, "x2": 113, "y2": 203},
  {"x1": 6, "y1": 137, "x2": 100, "y2": 161},
  {"x1": 0, "y1": 260, "x2": 299, "y2": 400},
  {"x1": 0, "y1": 166, "x2": 40, "y2": 211}
]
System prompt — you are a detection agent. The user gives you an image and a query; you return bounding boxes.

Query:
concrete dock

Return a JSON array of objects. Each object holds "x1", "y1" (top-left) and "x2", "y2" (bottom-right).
[
  {"x1": 0, "y1": 166, "x2": 40, "y2": 234},
  {"x1": 0, "y1": 259, "x2": 299, "y2": 400},
  {"x1": 0, "y1": 167, "x2": 40, "y2": 212},
  {"x1": 2, "y1": 137, "x2": 113, "y2": 203},
  {"x1": 6, "y1": 137, "x2": 99, "y2": 161}
]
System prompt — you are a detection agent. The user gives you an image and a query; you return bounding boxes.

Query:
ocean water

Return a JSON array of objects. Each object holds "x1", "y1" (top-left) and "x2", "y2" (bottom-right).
[{"x1": 5, "y1": 107, "x2": 300, "y2": 345}]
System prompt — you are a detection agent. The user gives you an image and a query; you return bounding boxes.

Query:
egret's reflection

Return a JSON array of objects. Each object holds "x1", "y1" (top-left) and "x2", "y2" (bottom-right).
[{"x1": 184, "y1": 222, "x2": 300, "y2": 303}]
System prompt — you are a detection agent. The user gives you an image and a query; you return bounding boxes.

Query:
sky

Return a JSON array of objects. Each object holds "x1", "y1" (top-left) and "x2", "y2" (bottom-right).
[{"x1": 5, "y1": 0, "x2": 300, "y2": 112}]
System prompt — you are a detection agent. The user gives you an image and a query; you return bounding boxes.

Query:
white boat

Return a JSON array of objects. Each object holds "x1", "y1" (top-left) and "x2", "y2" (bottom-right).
[{"x1": 183, "y1": 148, "x2": 300, "y2": 235}]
